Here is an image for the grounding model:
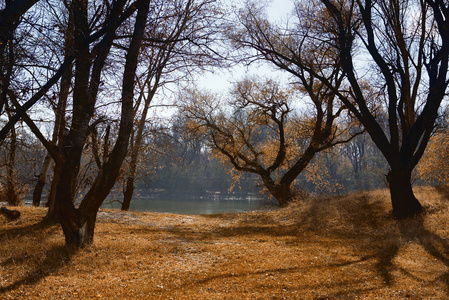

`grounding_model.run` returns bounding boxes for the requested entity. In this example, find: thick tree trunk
[386,169,423,219]
[272,185,293,207]
[57,199,89,247]
[261,176,293,207]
